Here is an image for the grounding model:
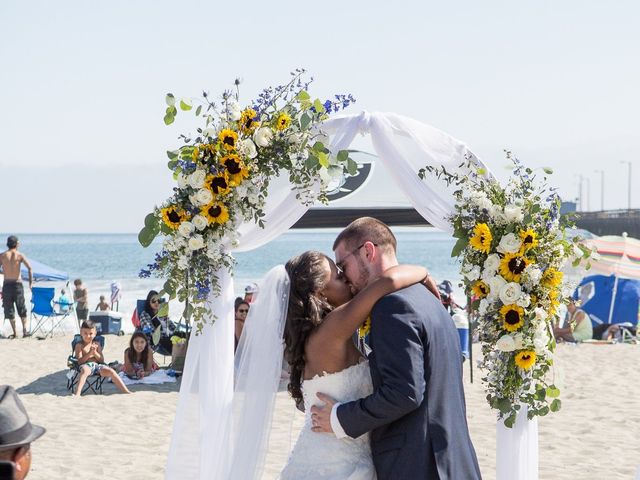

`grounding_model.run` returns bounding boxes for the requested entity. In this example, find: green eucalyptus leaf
[195,105,202,116]
[180,98,193,111]
[165,93,175,106]
[543,167,554,174]
[318,152,330,168]
[158,302,169,317]
[550,399,562,412]
[546,386,561,398]
[144,213,158,229]
[313,98,325,114]
[300,113,311,130]
[503,413,516,428]
[138,226,157,248]
[305,154,319,170]
[297,90,310,101]
[337,150,349,162]
[346,158,358,175]
[451,237,469,258]
[166,150,179,160]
